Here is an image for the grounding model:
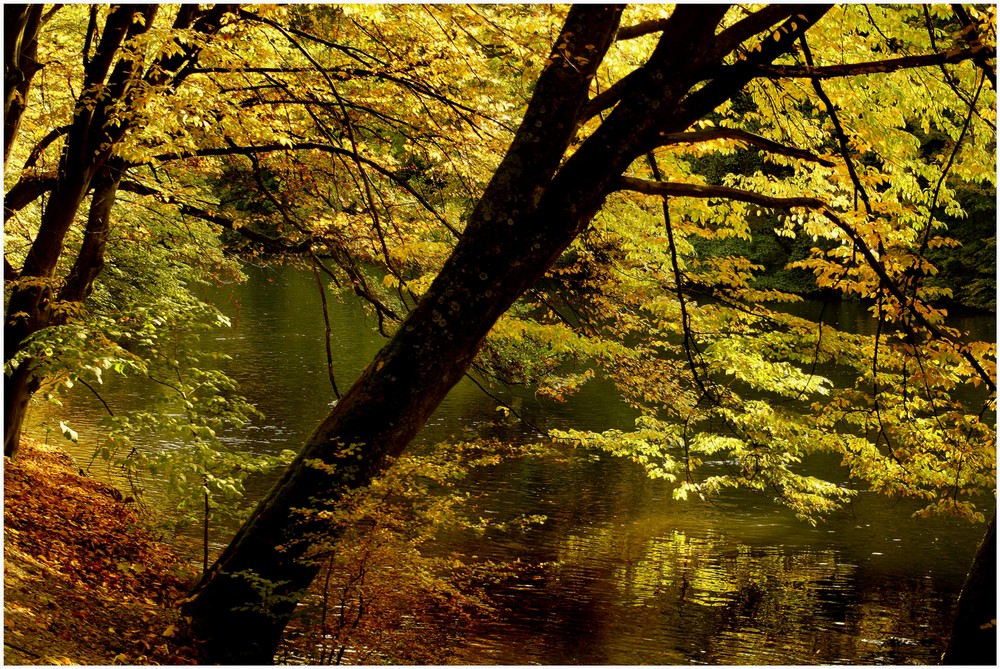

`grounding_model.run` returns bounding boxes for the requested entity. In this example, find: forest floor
[4,437,200,665]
